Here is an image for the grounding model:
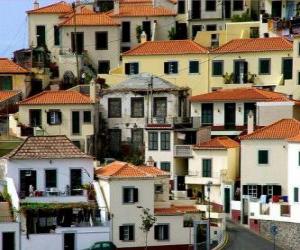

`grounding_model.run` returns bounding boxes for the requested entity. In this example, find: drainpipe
[207,52,211,92]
